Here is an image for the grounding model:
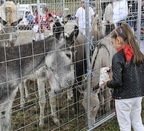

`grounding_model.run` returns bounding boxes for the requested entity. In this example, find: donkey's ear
[2,20,7,26]
[11,18,22,26]
[67,25,79,42]
[0,17,7,26]
[74,25,79,38]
